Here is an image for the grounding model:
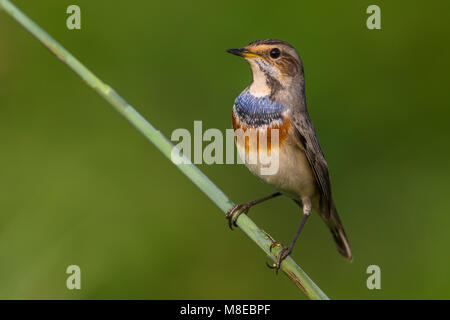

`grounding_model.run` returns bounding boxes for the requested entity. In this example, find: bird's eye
[270,48,281,59]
